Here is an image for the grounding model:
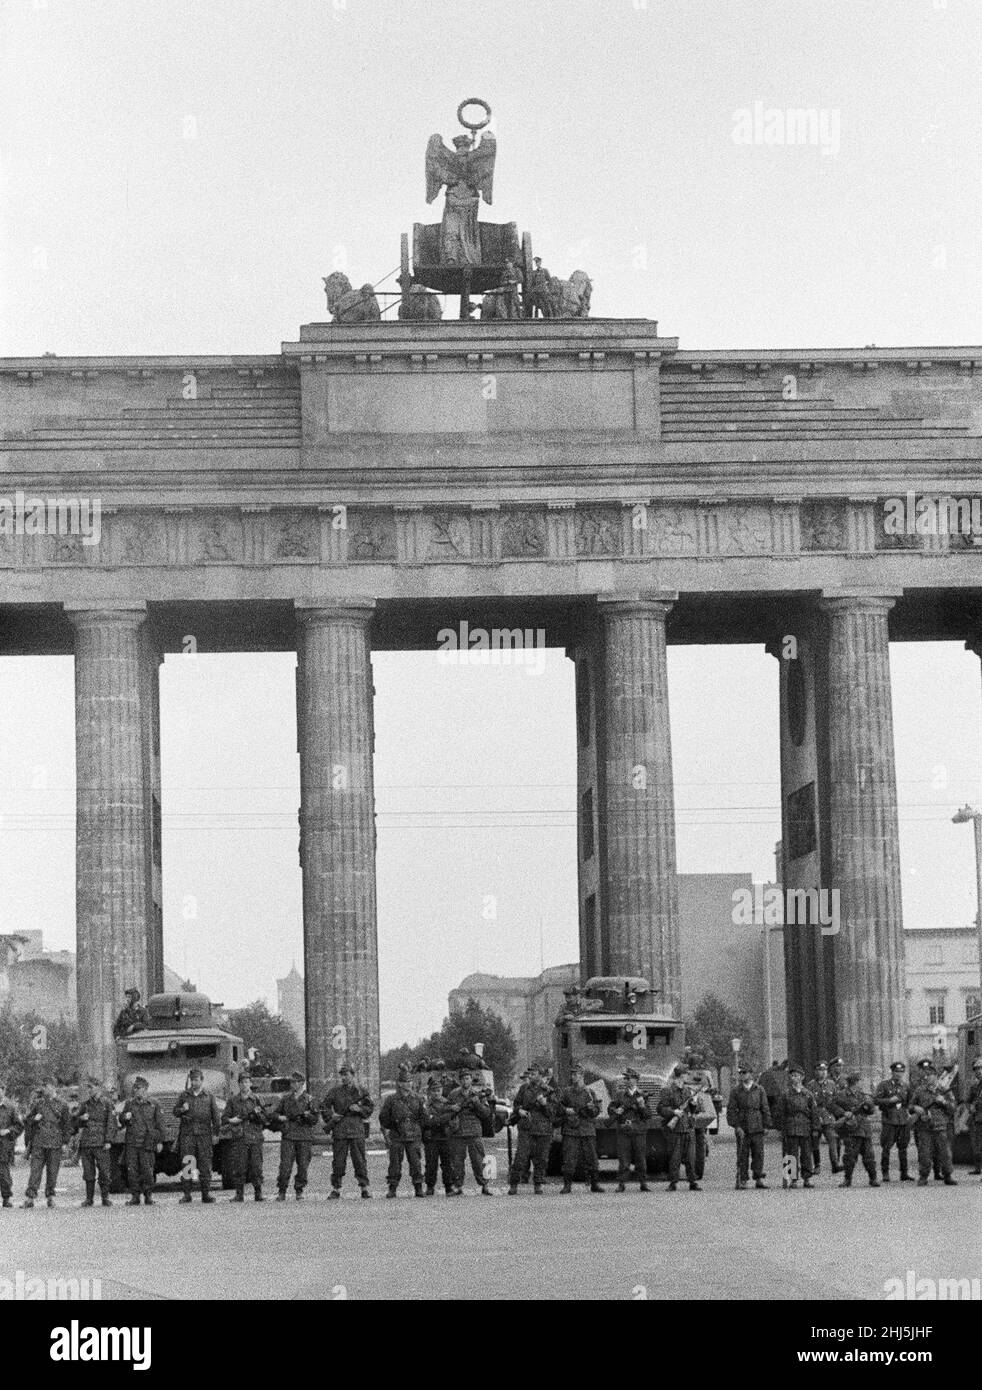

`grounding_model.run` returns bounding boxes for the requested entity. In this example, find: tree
[421,999,517,1090]
[379,1043,415,1083]
[225,1001,305,1077]
[683,993,757,1078]
[0,1007,81,1099]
